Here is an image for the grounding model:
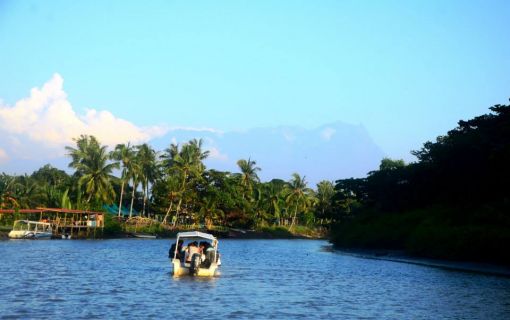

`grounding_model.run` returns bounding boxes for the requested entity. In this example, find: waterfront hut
[0,208,105,239]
